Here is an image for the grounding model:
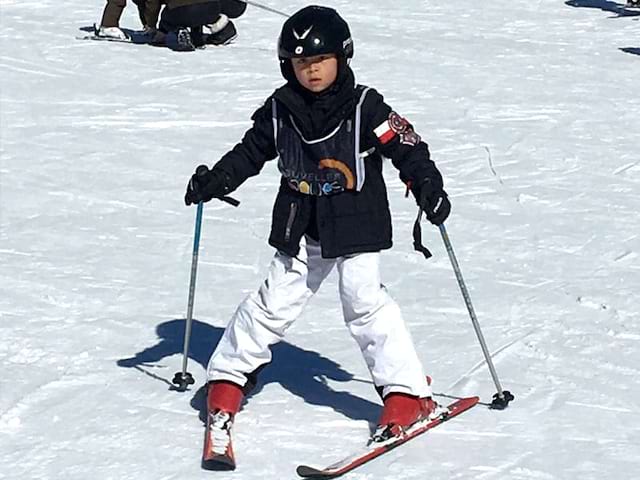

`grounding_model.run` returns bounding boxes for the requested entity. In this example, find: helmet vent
[293,26,313,40]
